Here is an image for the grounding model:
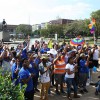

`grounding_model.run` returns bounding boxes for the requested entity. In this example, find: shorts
[54,74,64,84]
